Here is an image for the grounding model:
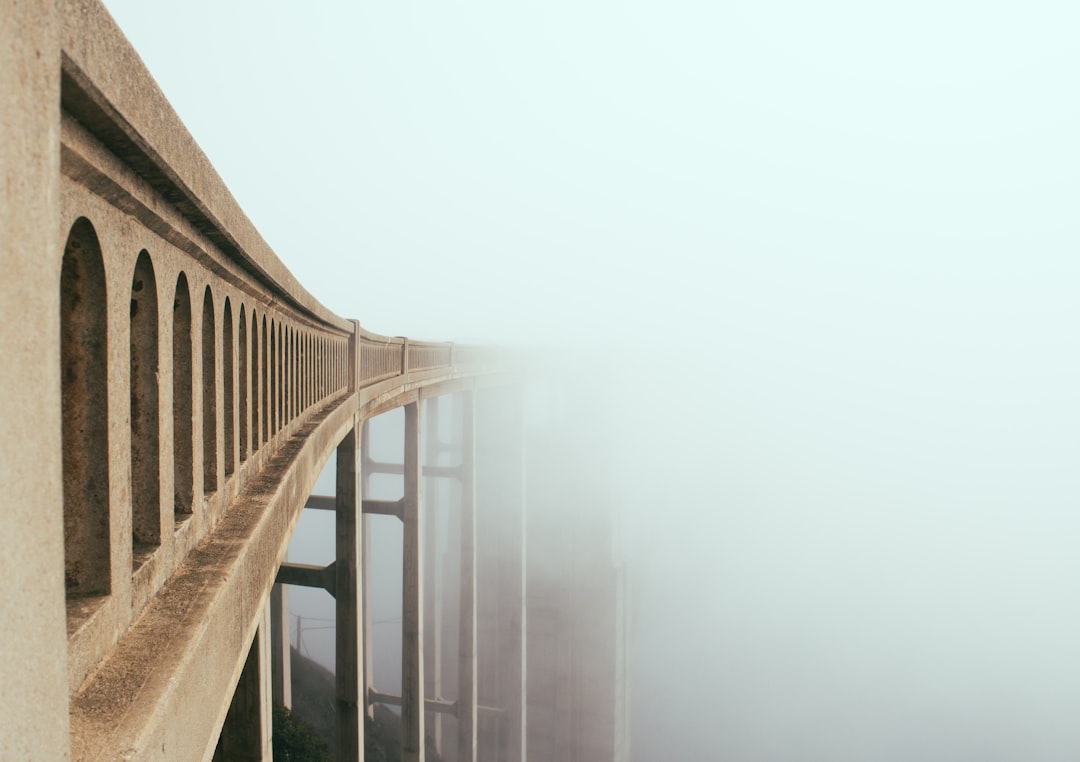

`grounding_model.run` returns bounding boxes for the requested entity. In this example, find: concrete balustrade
[1,1,630,760]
